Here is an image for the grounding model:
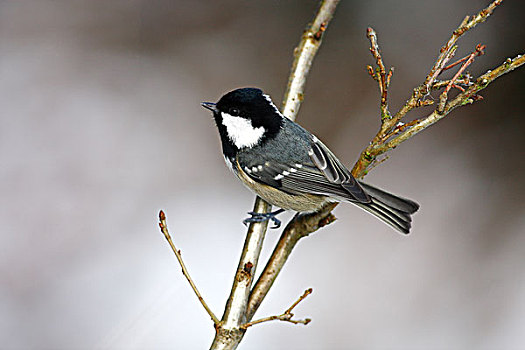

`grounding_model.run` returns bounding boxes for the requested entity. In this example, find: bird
[202,87,419,234]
